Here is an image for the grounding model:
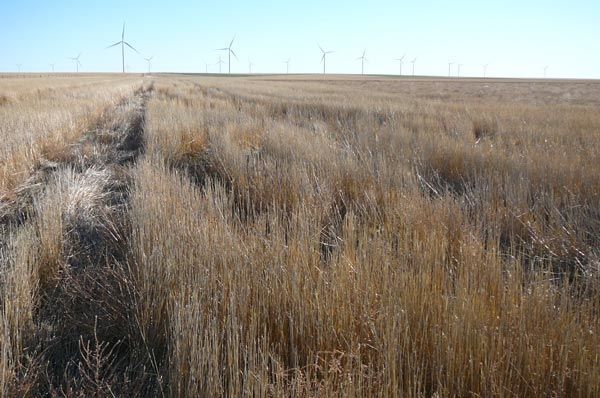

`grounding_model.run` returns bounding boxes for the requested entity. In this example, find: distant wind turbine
[106,22,139,73]
[144,56,153,74]
[319,45,334,75]
[248,59,254,74]
[543,65,549,78]
[411,57,417,76]
[356,49,367,75]
[69,53,82,73]
[483,64,488,78]
[458,64,463,78]
[216,56,225,74]
[50,63,55,73]
[283,58,290,74]
[216,36,237,74]
[448,61,453,77]
[16,64,22,73]
[394,55,405,75]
